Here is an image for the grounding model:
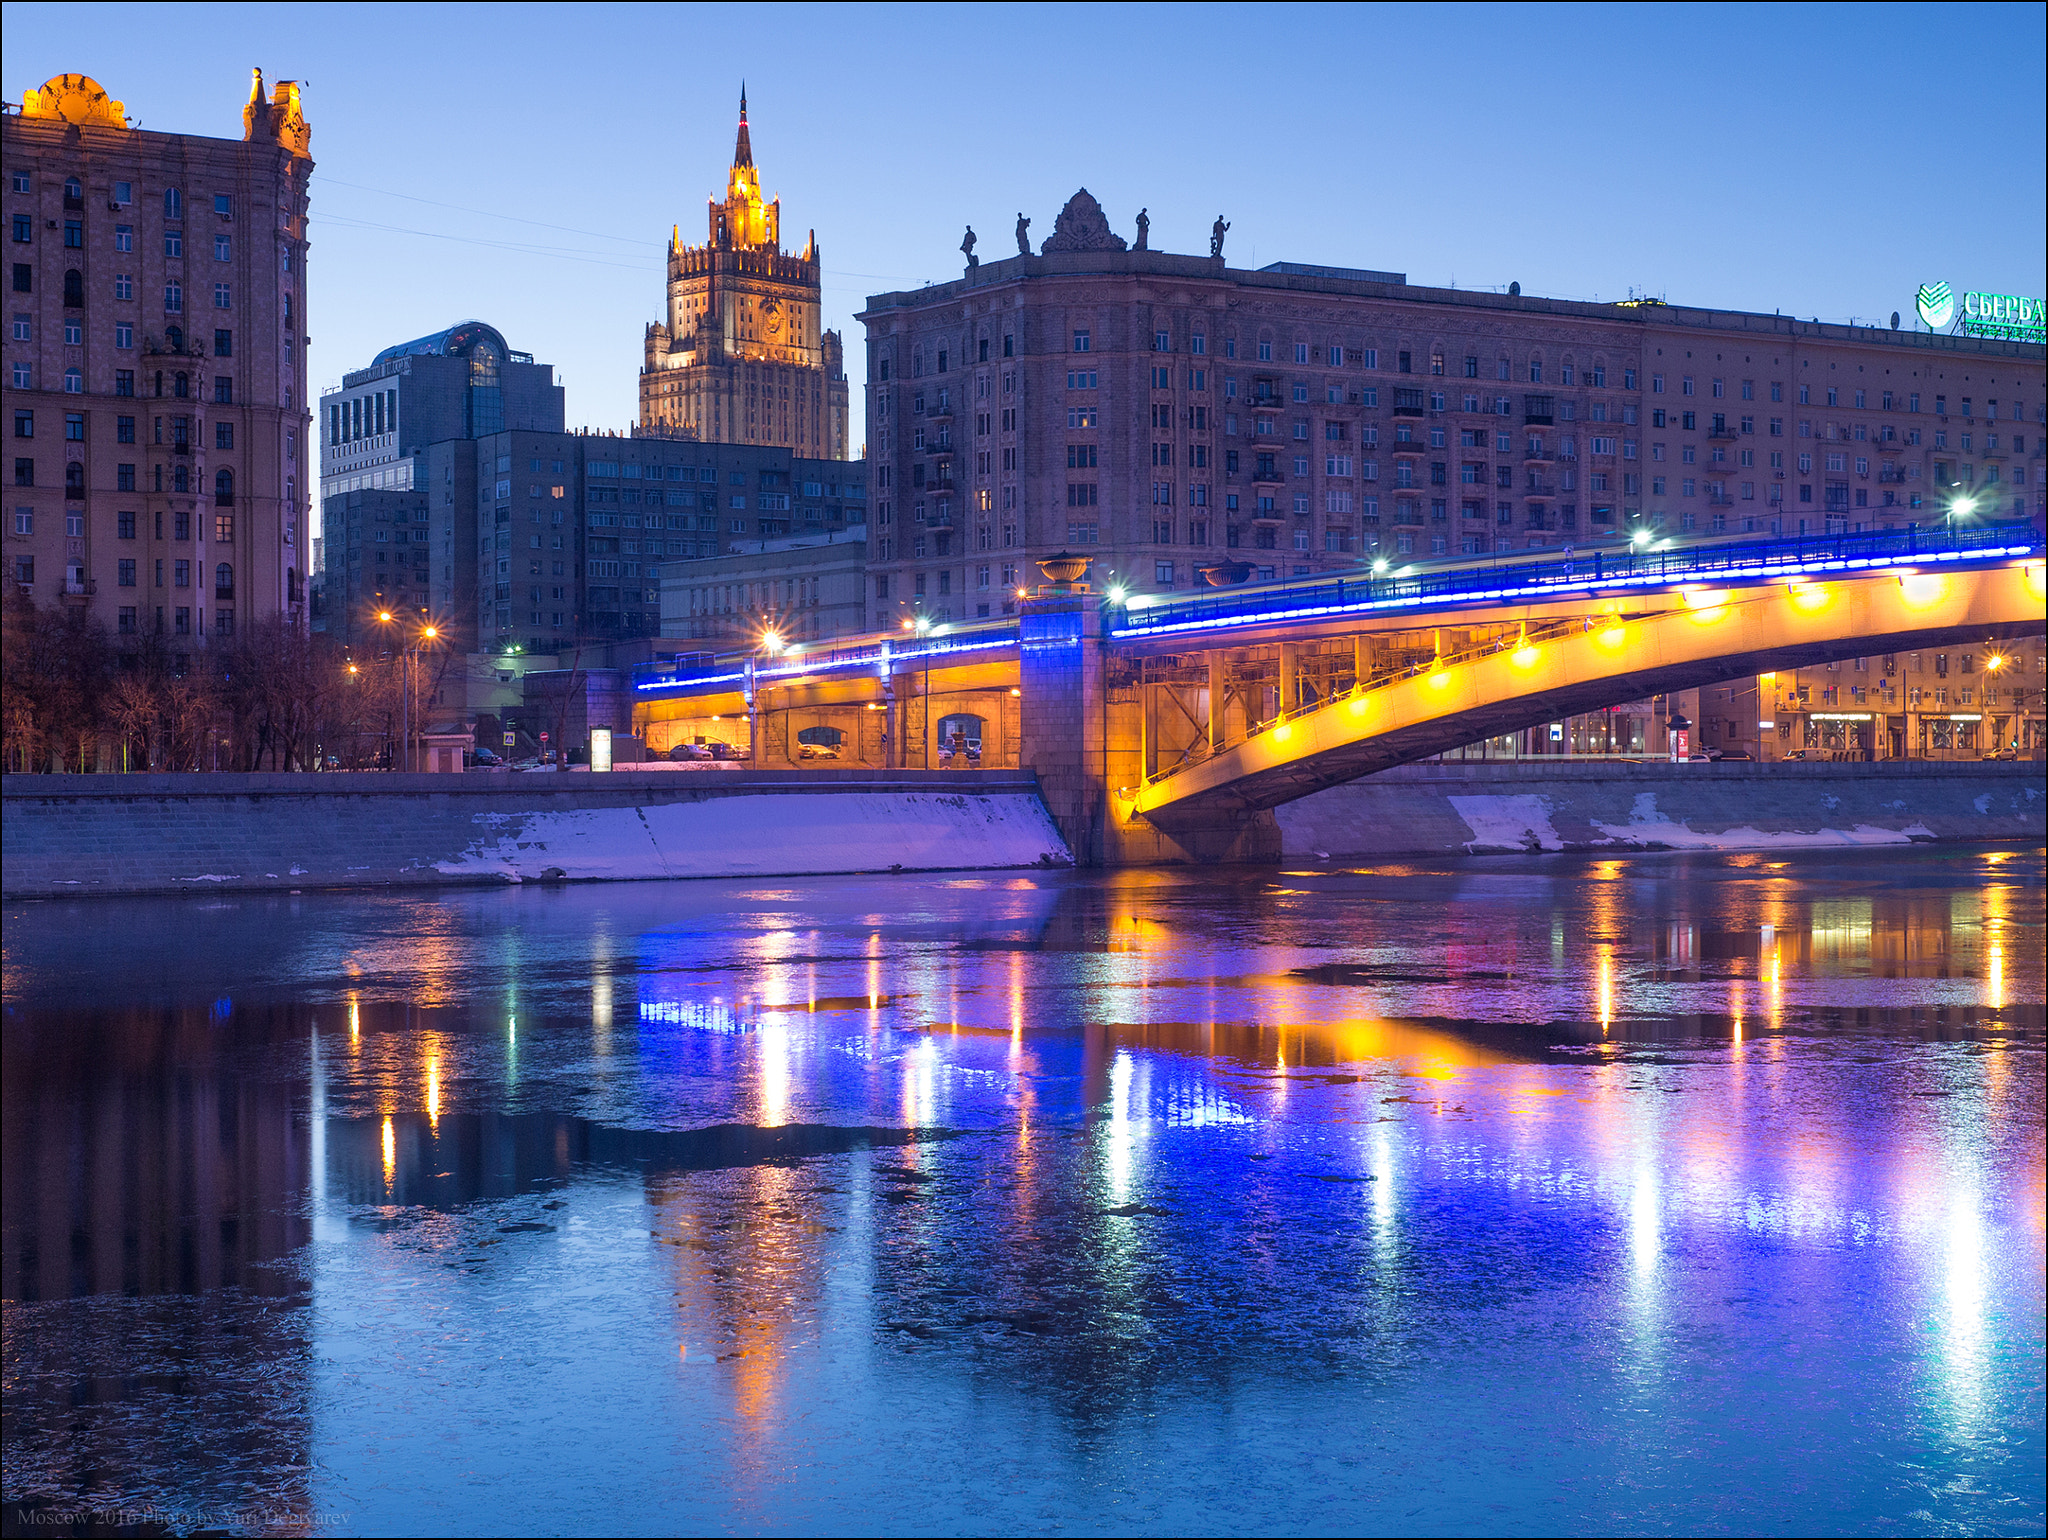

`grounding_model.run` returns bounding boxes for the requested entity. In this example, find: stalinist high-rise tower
[639,91,850,459]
